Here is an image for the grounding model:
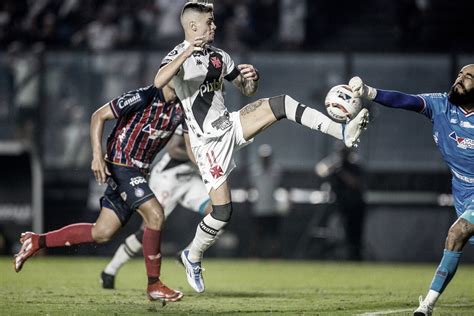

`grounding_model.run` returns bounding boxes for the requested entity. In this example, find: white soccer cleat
[413,296,433,316]
[180,250,205,293]
[343,108,369,148]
